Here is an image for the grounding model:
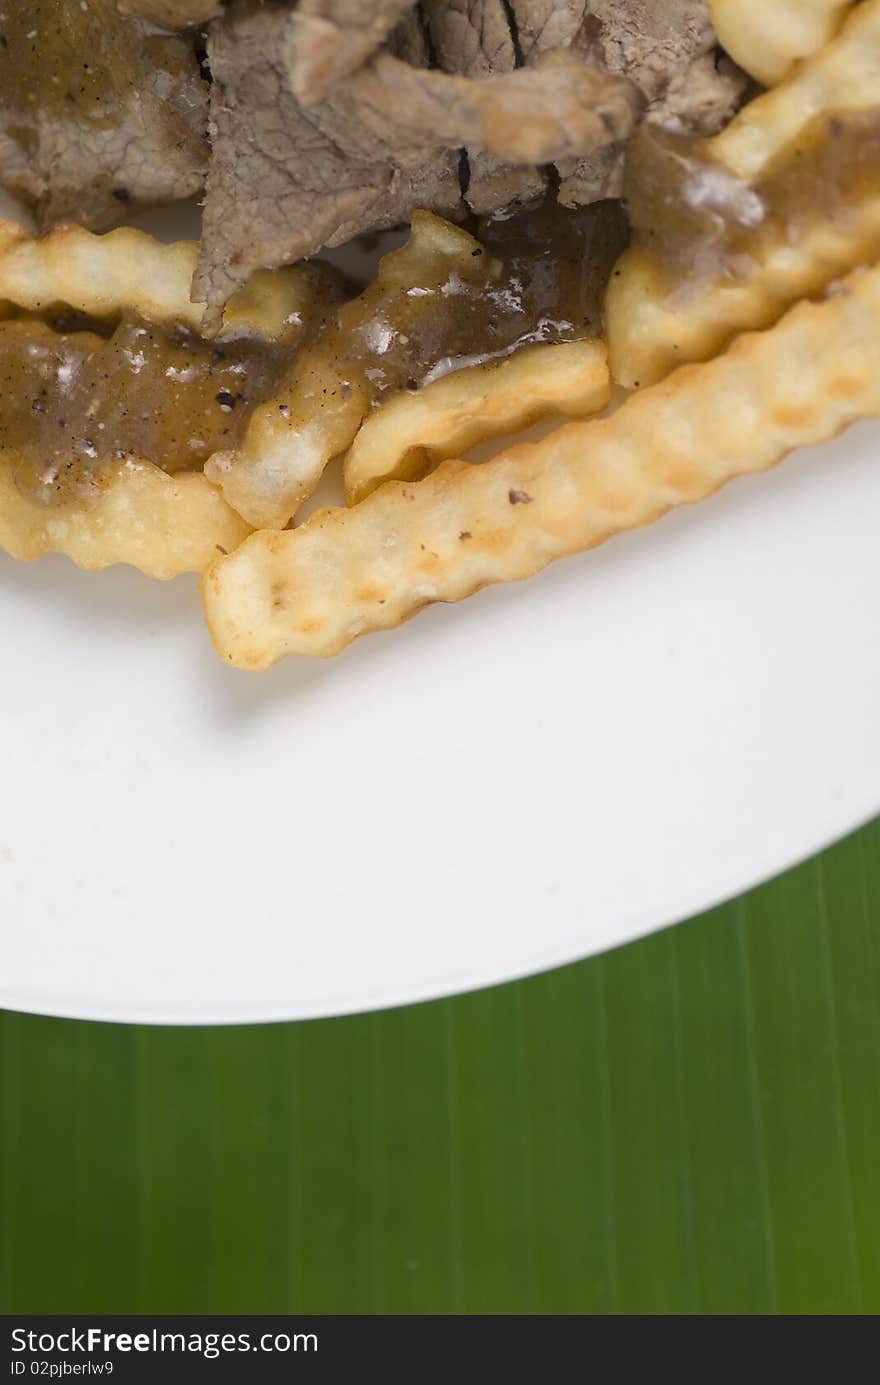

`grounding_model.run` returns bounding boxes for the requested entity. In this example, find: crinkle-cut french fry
[712,0,880,181]
[710,0,854,88]
[0,219,335,580]
[205,212,498,531]
[606,0,880,389]
[0,460,251,579]
[0,221,336,342]
[202,261,880,667]
[608,206,880,392]
[343,341,609,506]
